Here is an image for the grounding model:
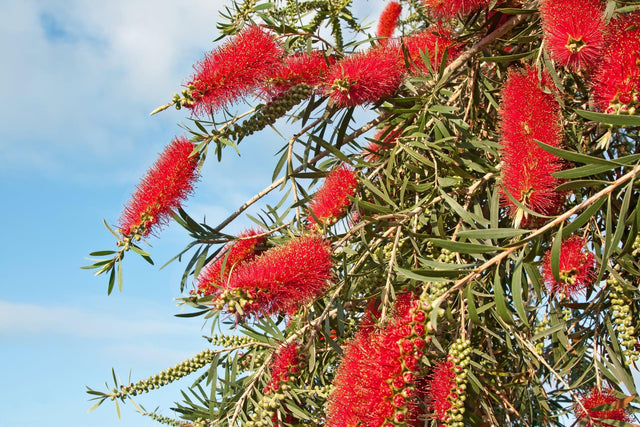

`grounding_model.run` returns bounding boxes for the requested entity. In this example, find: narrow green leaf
[87,400,104,413]
[575,109,640,127]
[466,285,480,324]
[89,250,117,256]
[107,267,116,295]
[550,222,564,286]
[535,140,618,166]
[116,259,123,293]
[563,195,606,237]
[493,268,514,325]
[456,228,529,239]
[511,248,529,328]
[429,238,502,254]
